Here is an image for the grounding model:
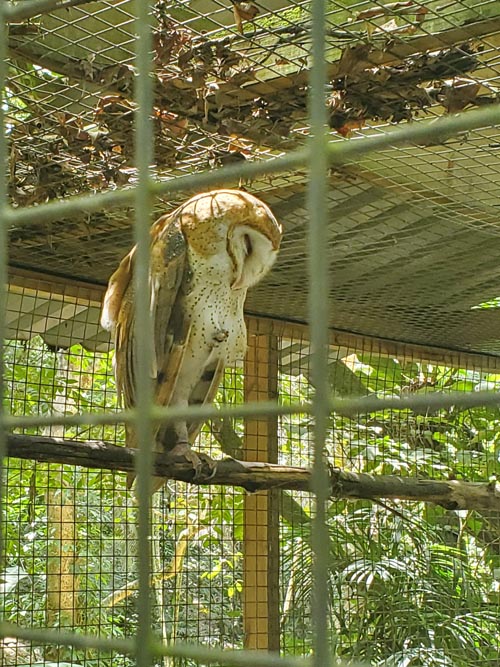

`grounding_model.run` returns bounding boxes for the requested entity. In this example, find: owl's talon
[165,443,216,482]
[197,452,217,481]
